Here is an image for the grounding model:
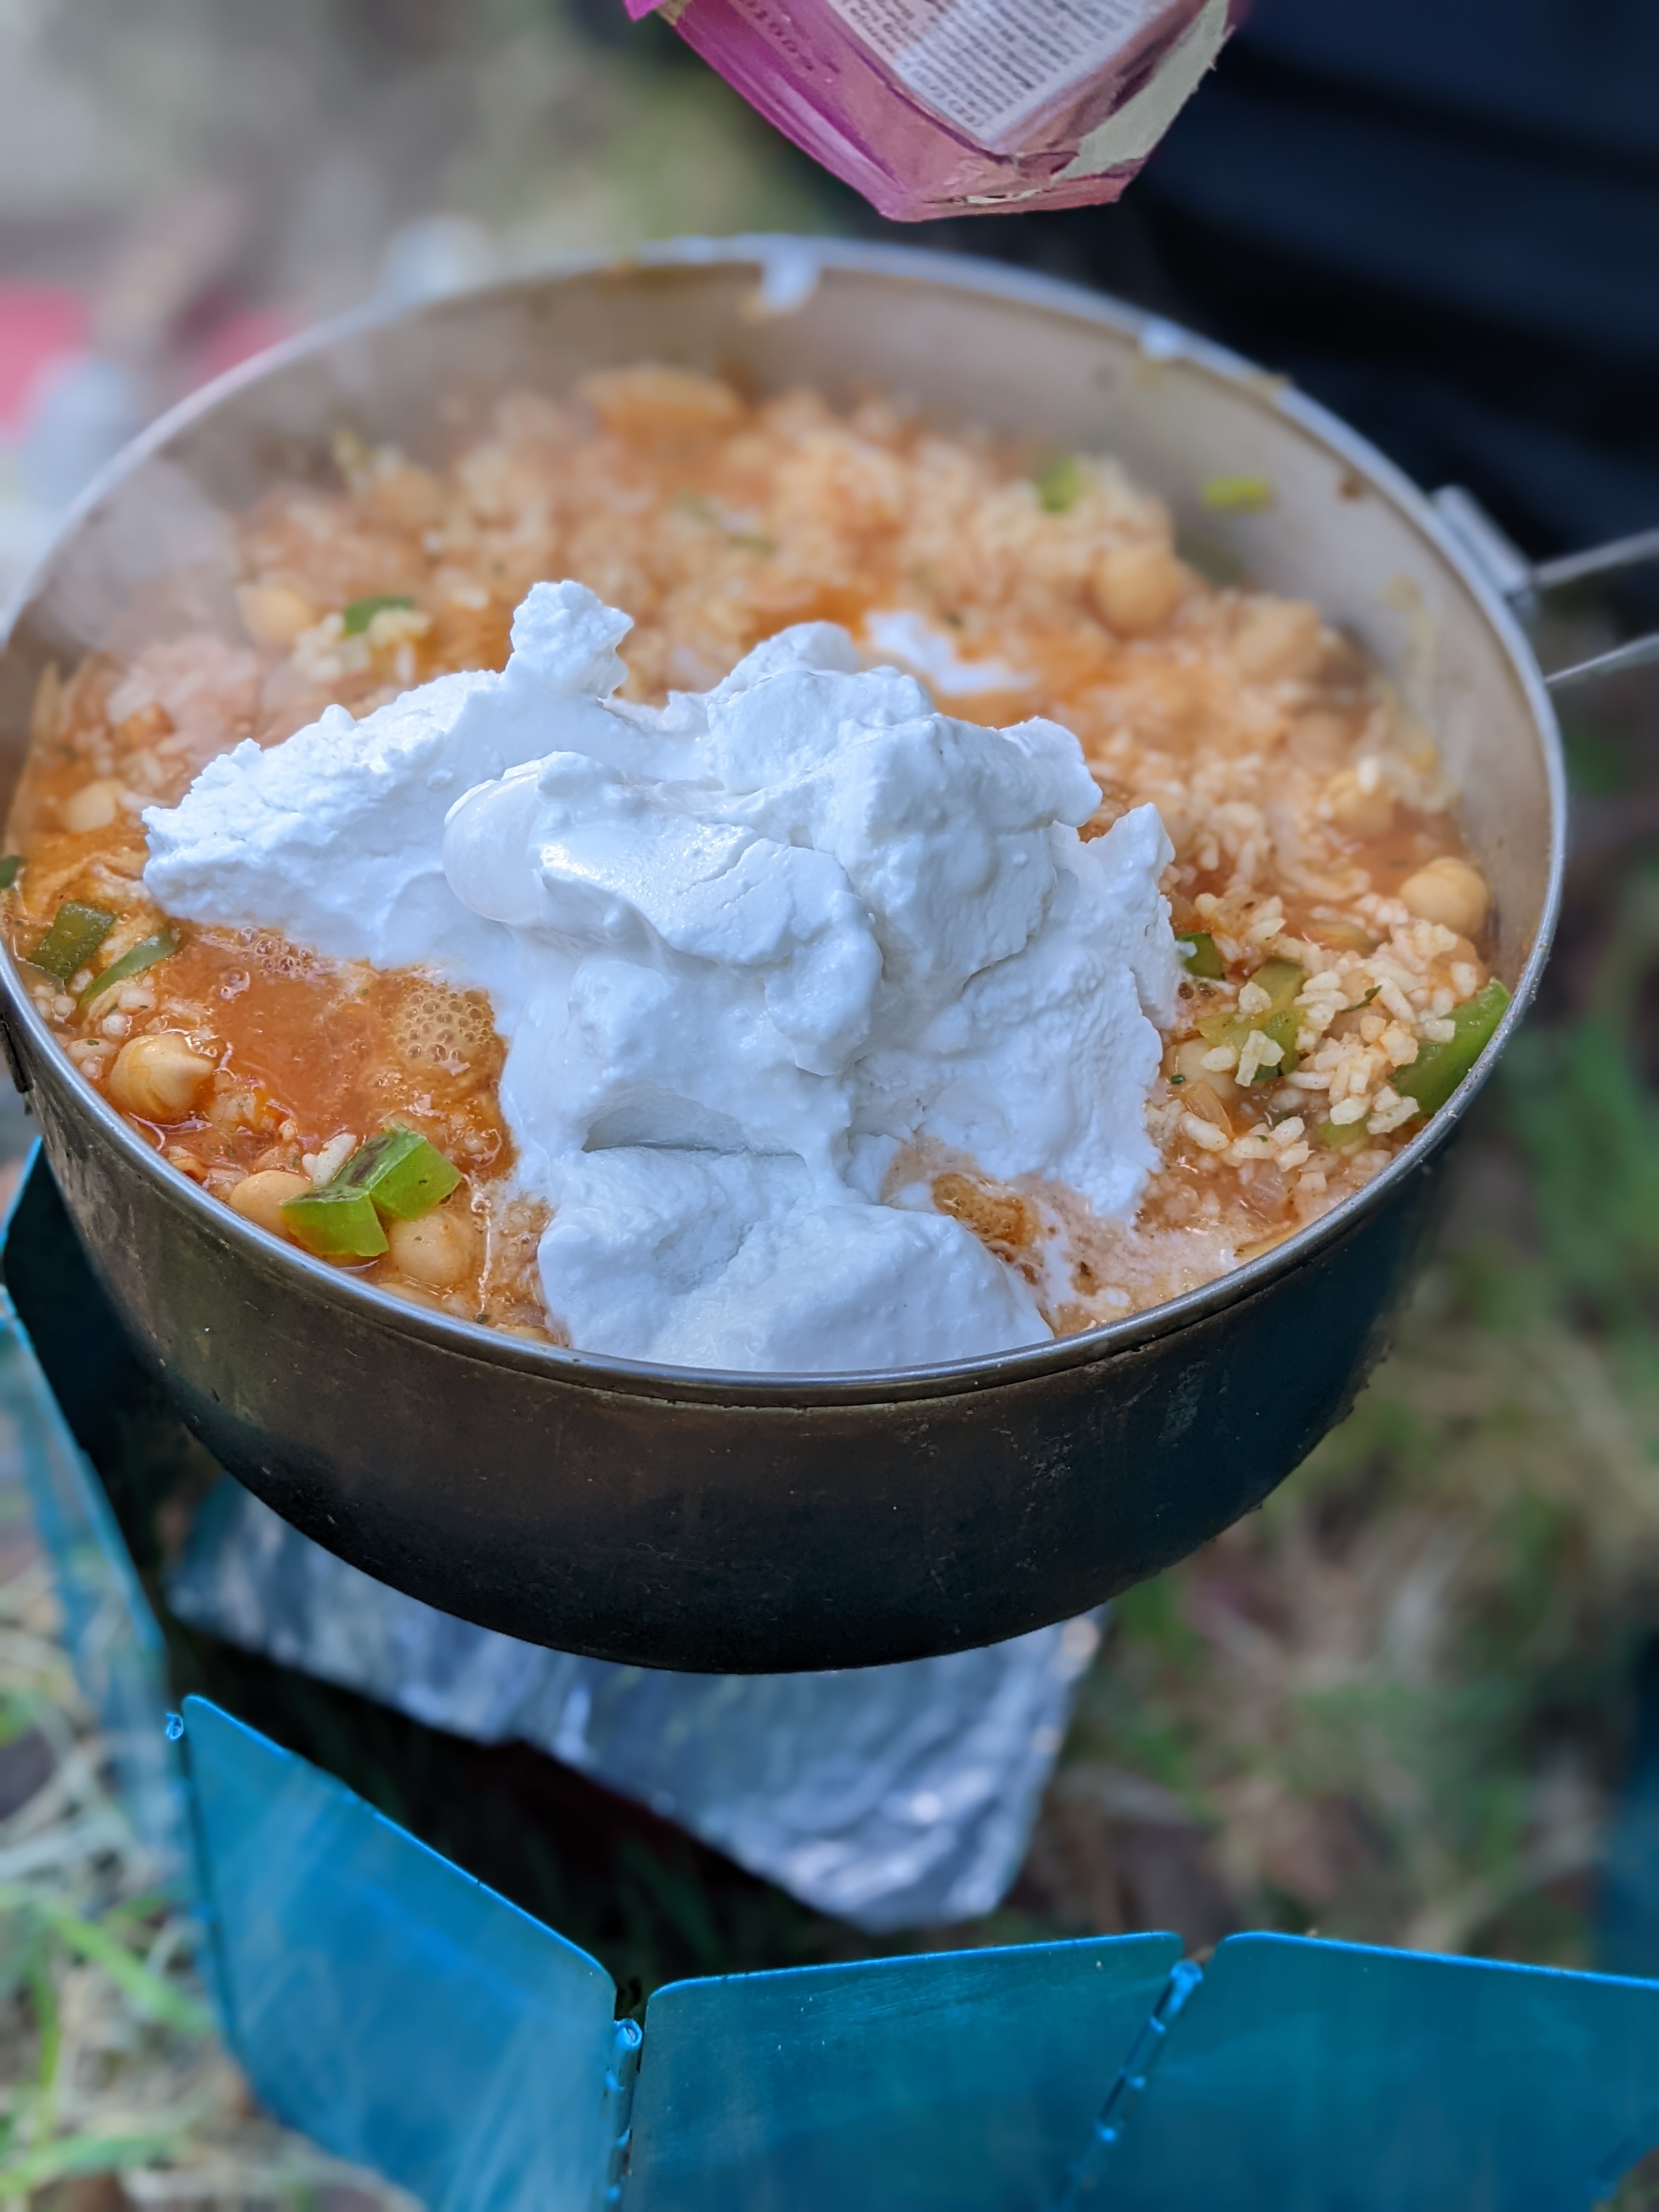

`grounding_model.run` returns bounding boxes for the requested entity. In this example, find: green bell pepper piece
[78,929,178,1011]
[1197,958,1306,1081]
[1176,929,1225,980]
[0,856,21,890]
[1035,455,1085,514]
[330,1126,460,1221]
[341,593,414,636]
[1200,473,1274,513]
[1318,1116,1371,1151]
[1396,979,1510,1117]
[1257,1007,1301,1072]
[281,1187,388,1260]
[1249,958,1305,1009]
[29,902,114,984]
